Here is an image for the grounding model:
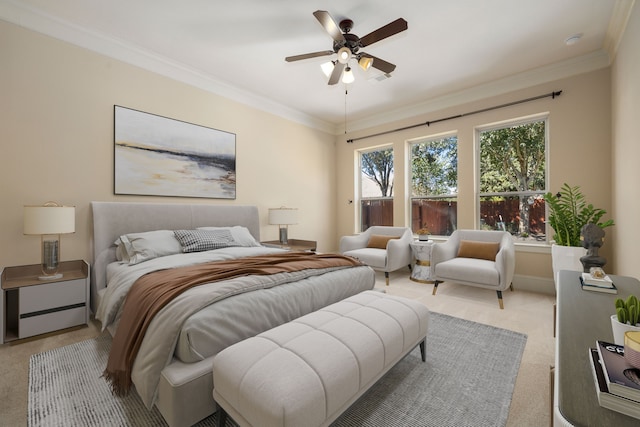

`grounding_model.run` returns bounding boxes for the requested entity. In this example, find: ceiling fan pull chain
[344,88,348,134]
